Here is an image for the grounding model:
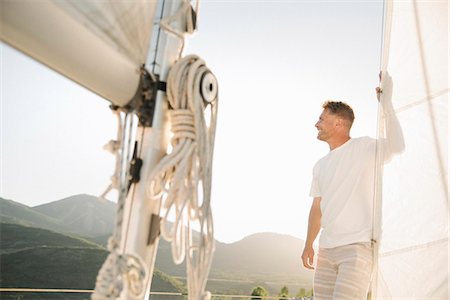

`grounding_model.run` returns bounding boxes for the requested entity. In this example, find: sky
[1,0,384,244]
